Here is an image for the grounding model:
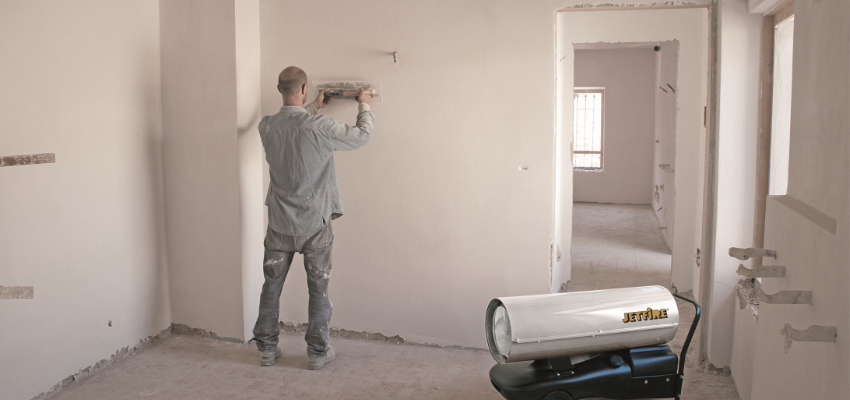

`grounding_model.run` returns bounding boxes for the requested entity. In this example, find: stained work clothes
[260,102,374,236]
[254,101,373,356]
[253,222,334,357]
